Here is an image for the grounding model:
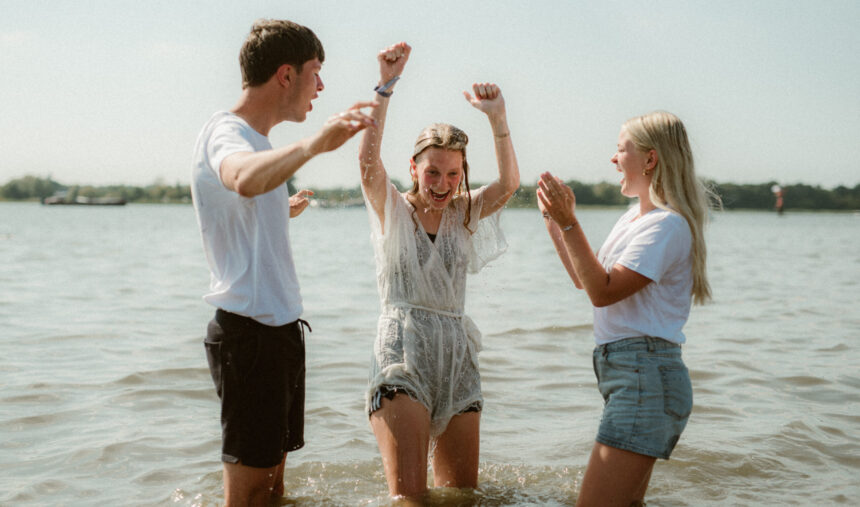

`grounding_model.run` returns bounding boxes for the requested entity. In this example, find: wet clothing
[205,310,309,467]
[362,179,506,437]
